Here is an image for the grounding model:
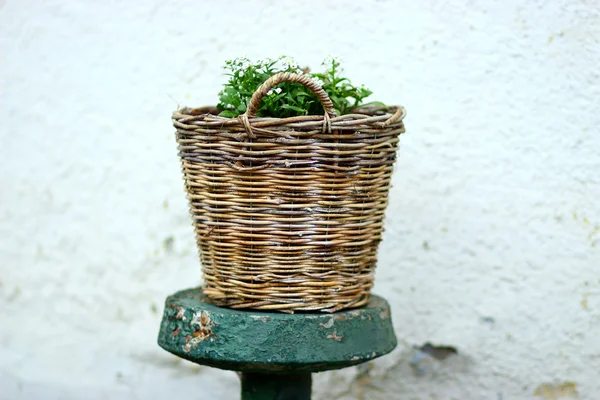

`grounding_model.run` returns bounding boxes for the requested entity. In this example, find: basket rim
[174,104,404,119]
